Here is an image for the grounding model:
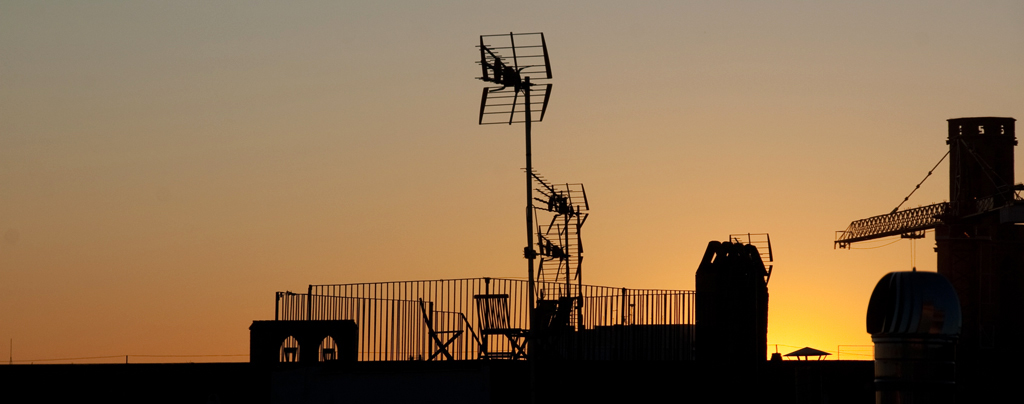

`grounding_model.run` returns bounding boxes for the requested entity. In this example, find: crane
[834,117,1024,400]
